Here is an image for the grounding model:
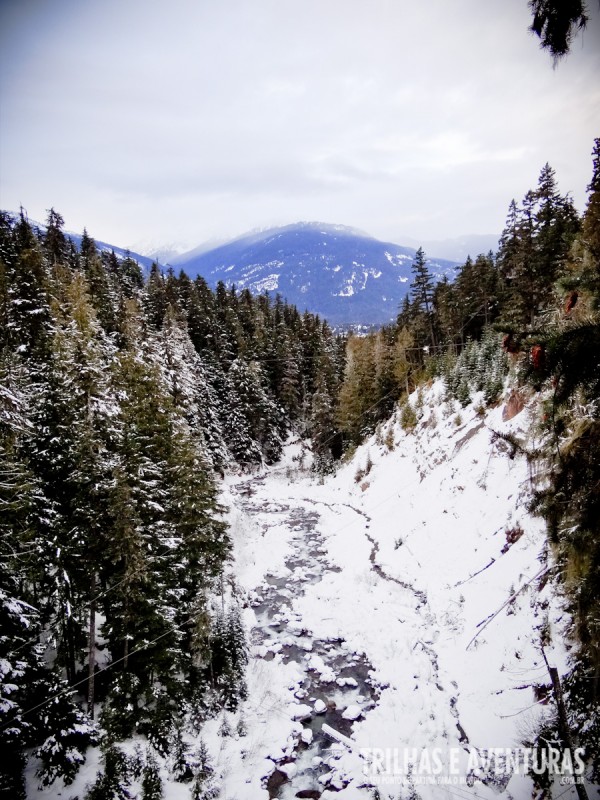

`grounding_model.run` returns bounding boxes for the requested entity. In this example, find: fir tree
[144,263,167,328]
[410,247,437,349]
[141,749,164,800]
[191,740,219,800]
